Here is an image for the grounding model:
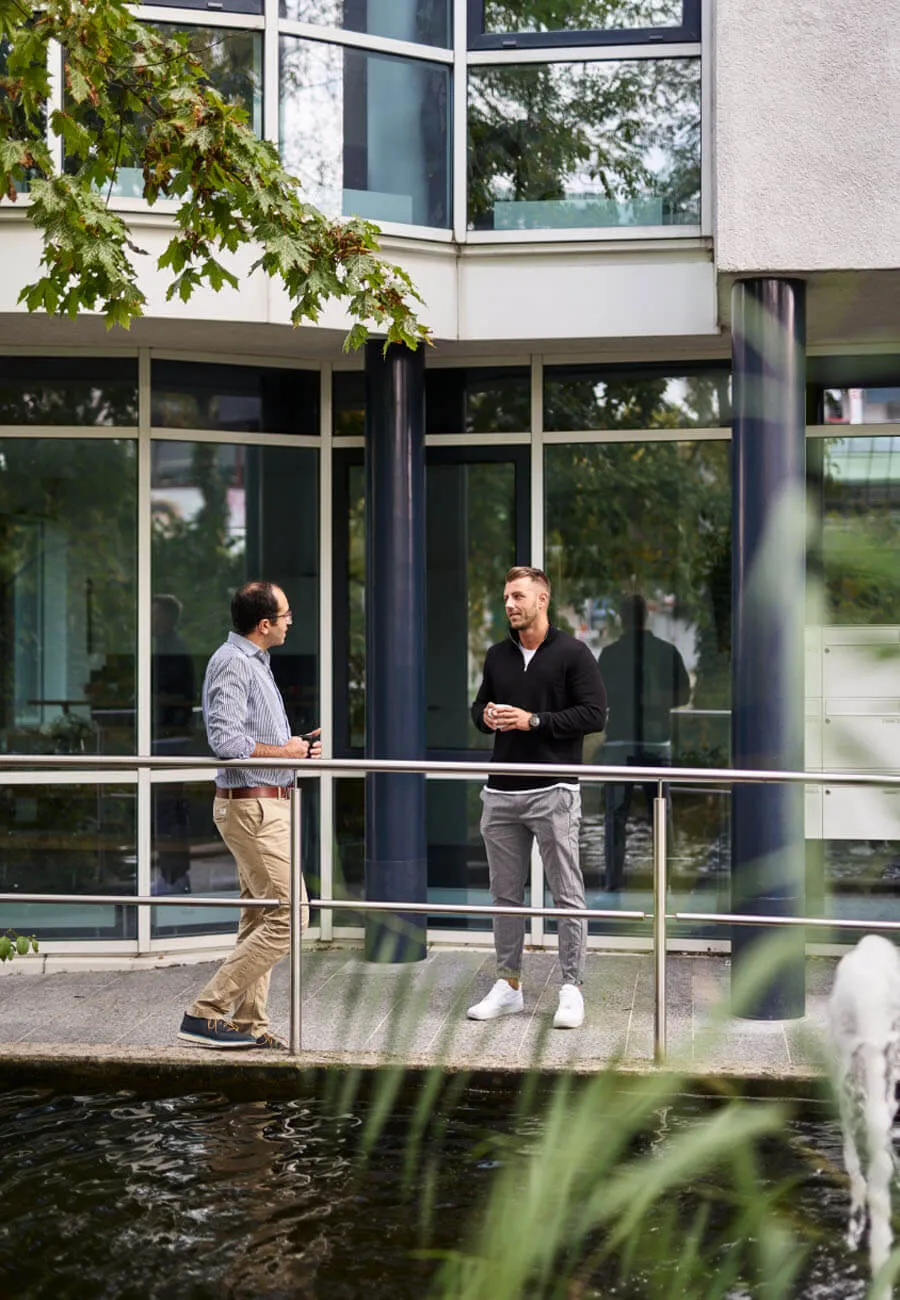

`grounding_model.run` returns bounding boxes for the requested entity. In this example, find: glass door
[332,444,529,930]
